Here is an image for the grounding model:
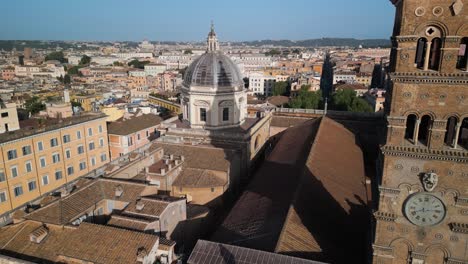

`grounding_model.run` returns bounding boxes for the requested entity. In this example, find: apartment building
[248,73,276,96]
[0,102,20,134]
[0,113,109,216]
[107,113,163,160]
